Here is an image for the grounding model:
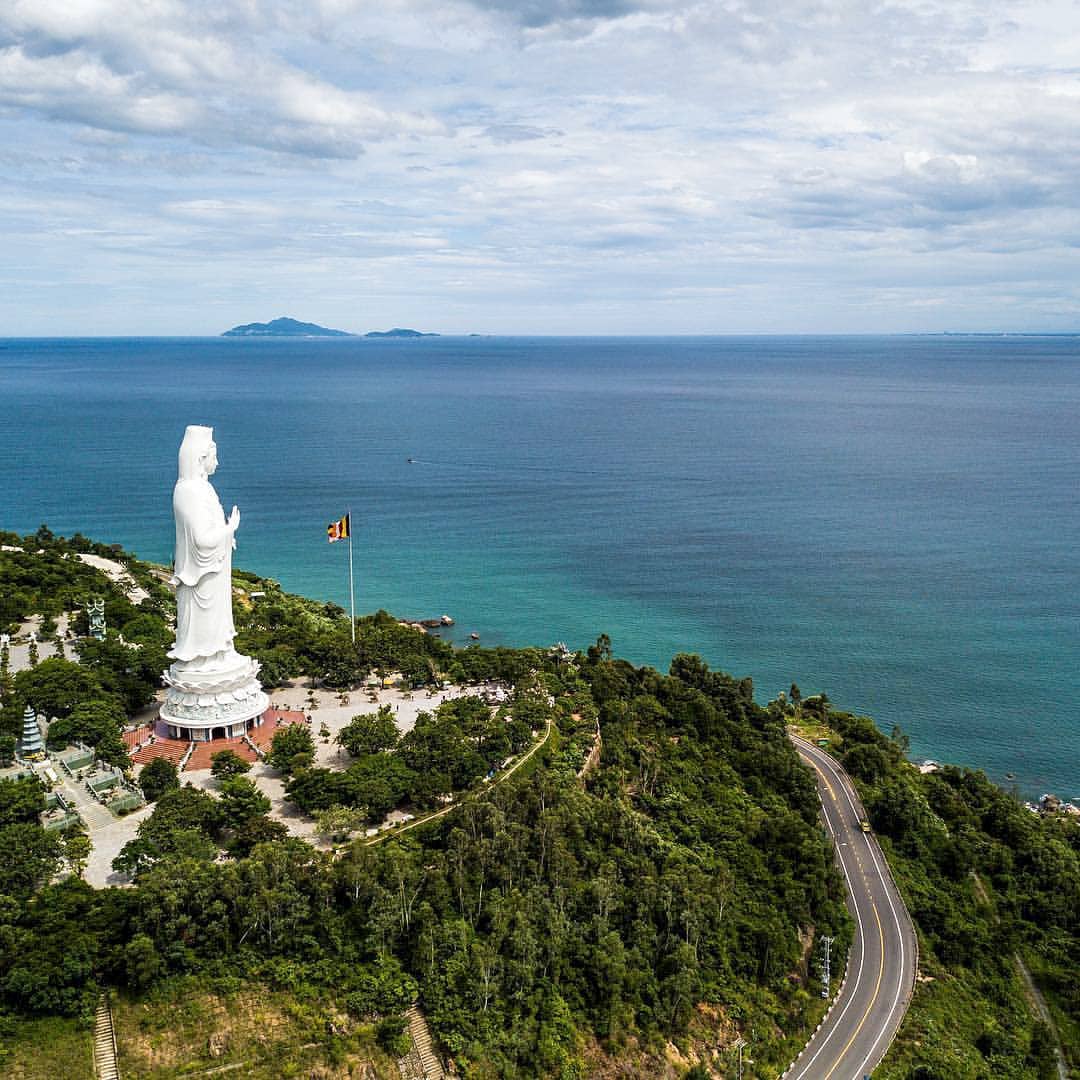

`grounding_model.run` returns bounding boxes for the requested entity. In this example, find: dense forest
[1,528,1079,1078]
